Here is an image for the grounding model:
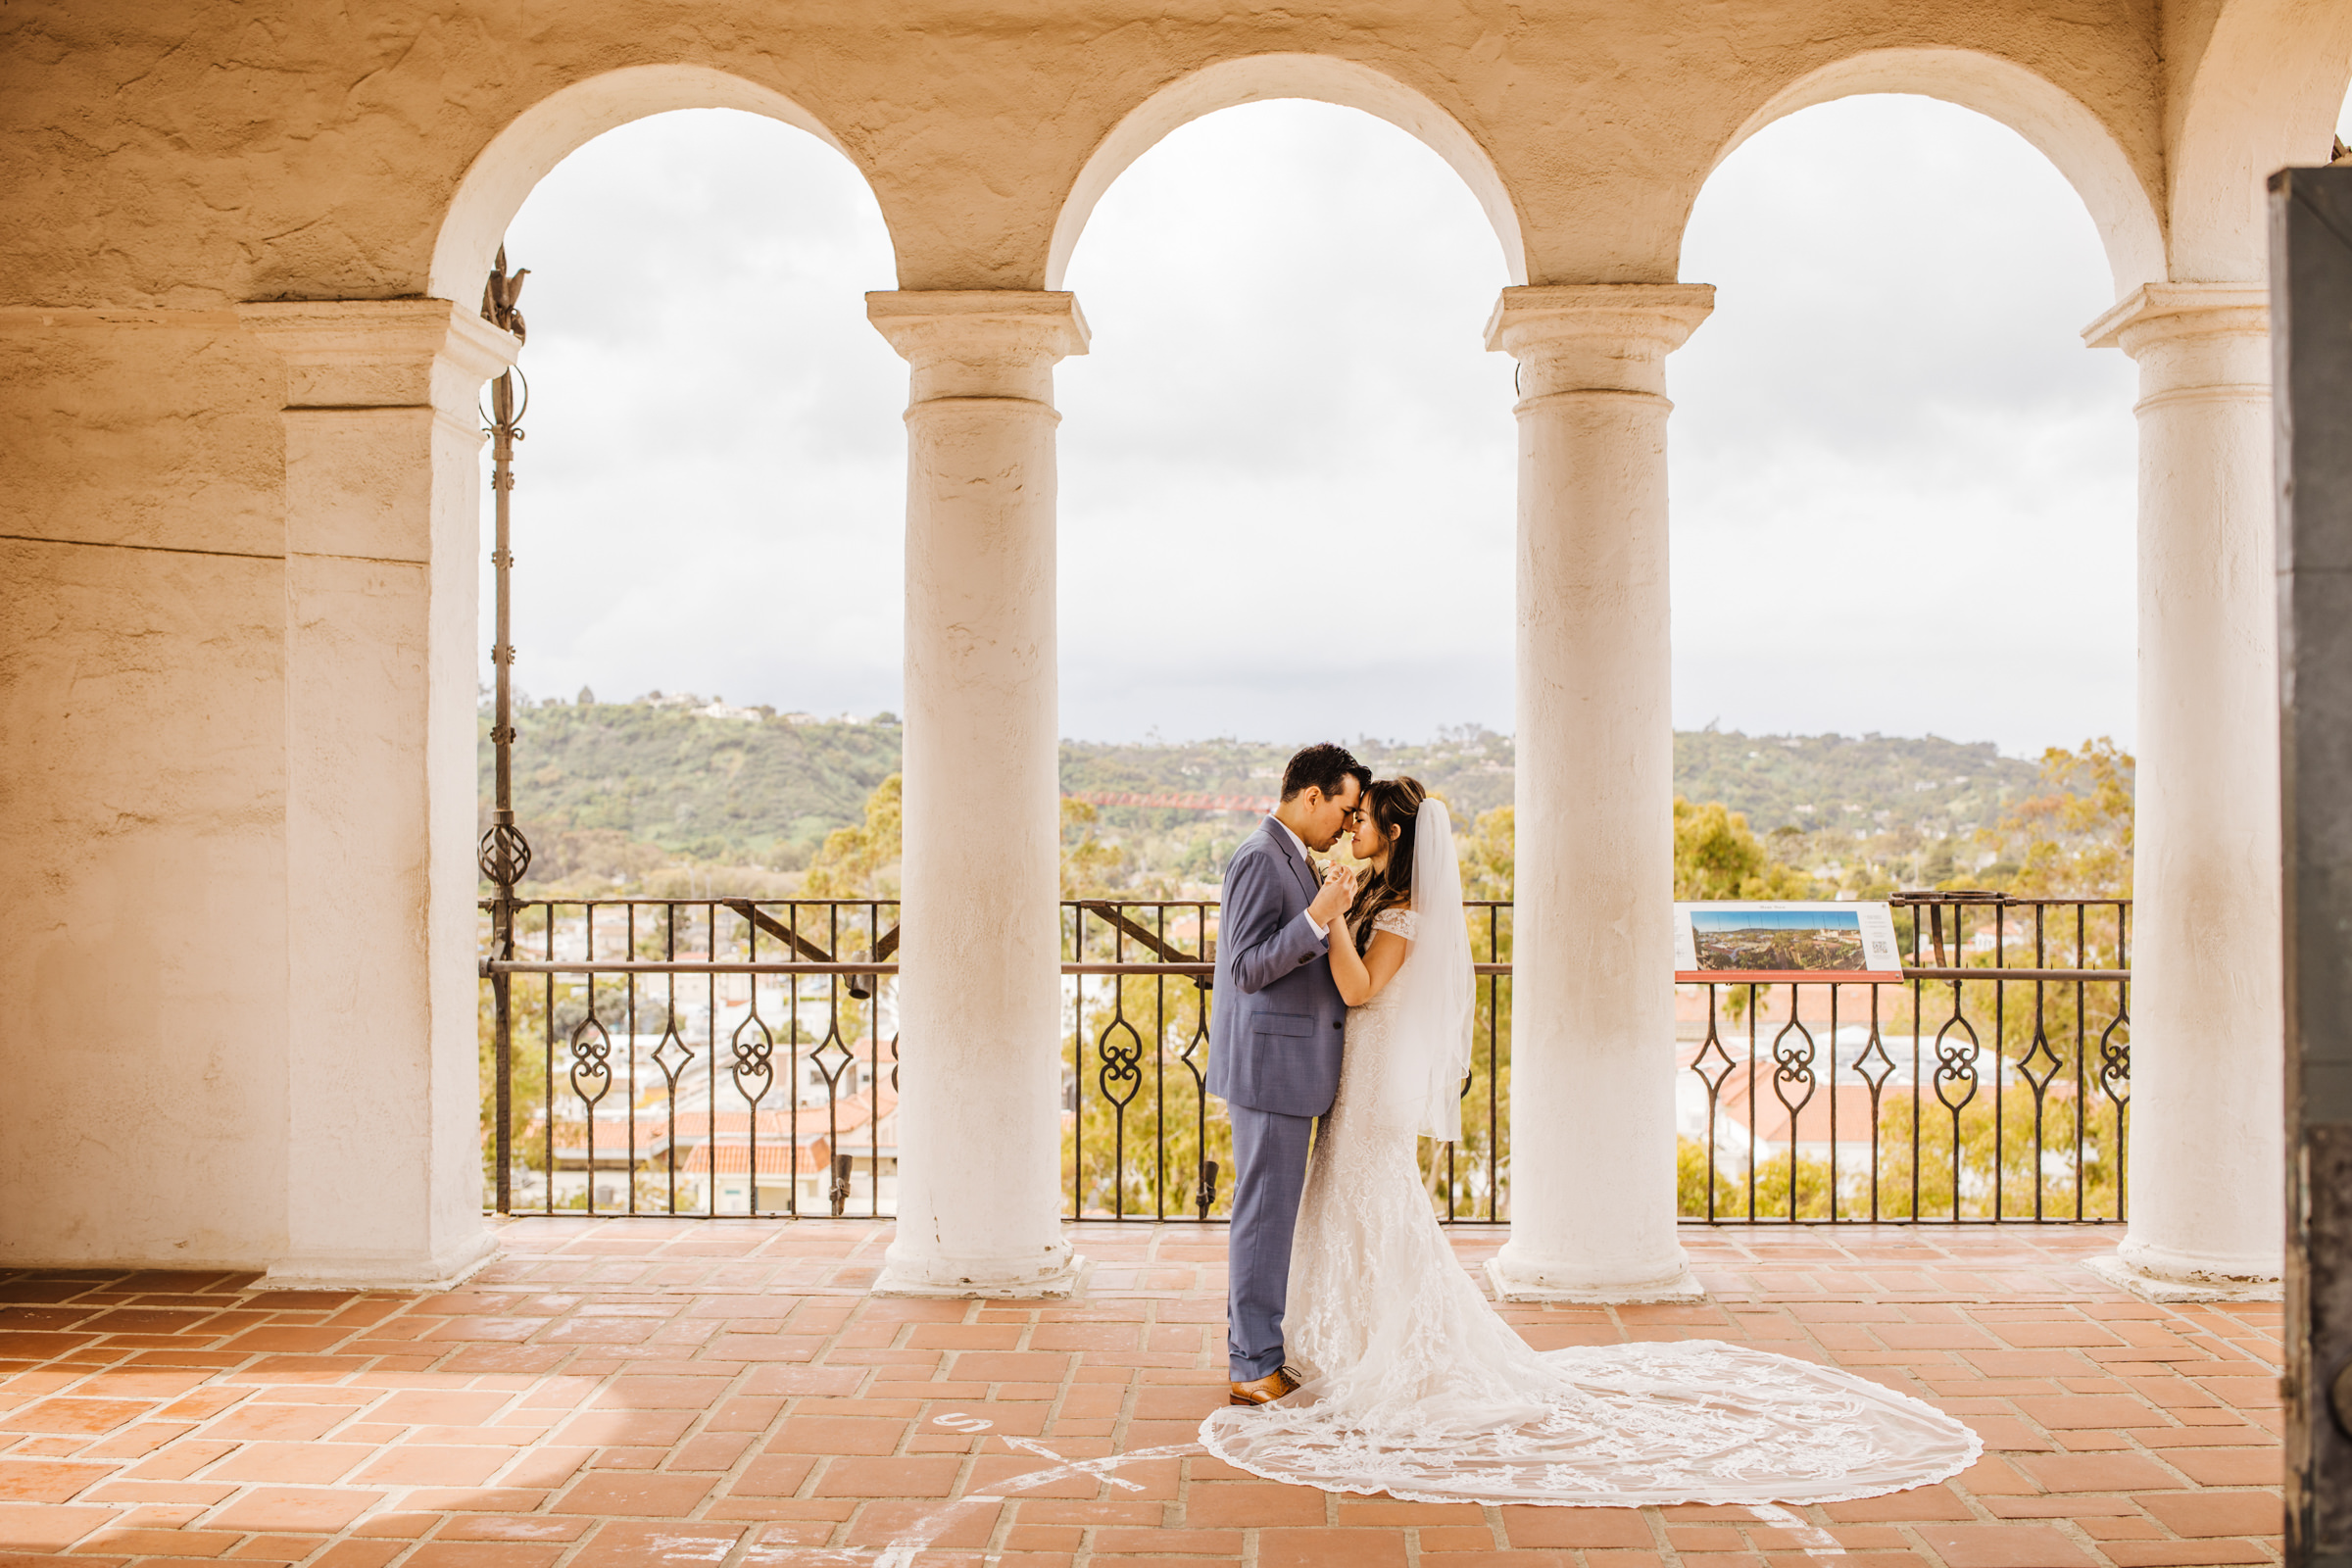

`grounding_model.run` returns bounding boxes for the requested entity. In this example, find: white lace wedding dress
[1200,906,1982,1508]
